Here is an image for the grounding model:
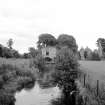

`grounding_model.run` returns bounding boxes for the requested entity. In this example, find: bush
[52,47,79,105]
[0,90,16,105]
[32,55,48,73]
